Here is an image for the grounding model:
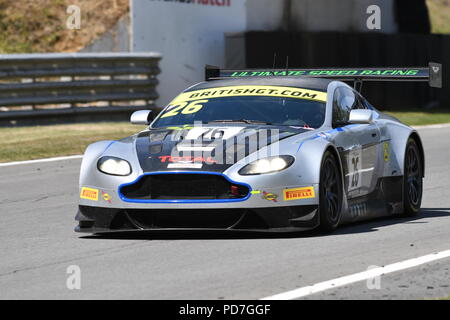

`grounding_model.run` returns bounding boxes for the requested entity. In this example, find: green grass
[1,111,450,163]
[426,0,450,34]
[0,122,144,163]
[384,109,450,126]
